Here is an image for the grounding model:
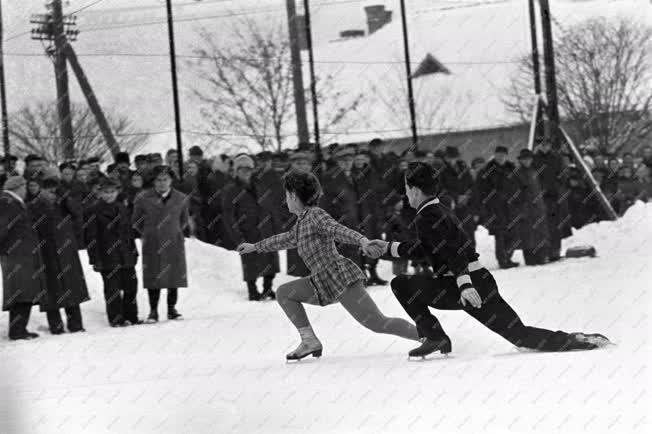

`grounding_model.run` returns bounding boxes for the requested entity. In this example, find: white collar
[159,189,171,199]
[3,190,25,206]
[416,197,440,214]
